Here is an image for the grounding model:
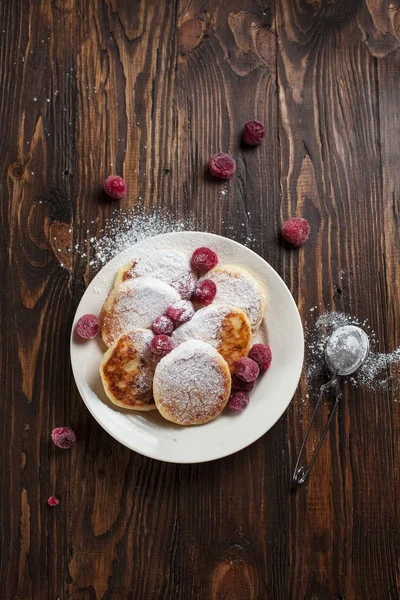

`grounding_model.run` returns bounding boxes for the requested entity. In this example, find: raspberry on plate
[104,175,127,200]
[152,315,174,336]
[151,334,174,355]
[208,153,236,179]
[228,391,250,412]
[173,272,197,299]
[51,427,76,449]
[167,300,195,324]
[231,375,255,392]
[248,344,272,372]
[191,247,218,272]
[243,120,265,145]
[192,280,217,305]
[235,357,260,382]
[75,314,100,339]
[281,217,310,247]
